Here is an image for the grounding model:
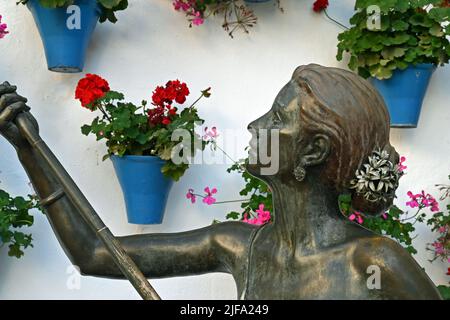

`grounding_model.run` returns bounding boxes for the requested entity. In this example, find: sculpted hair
[292,64,398,214]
